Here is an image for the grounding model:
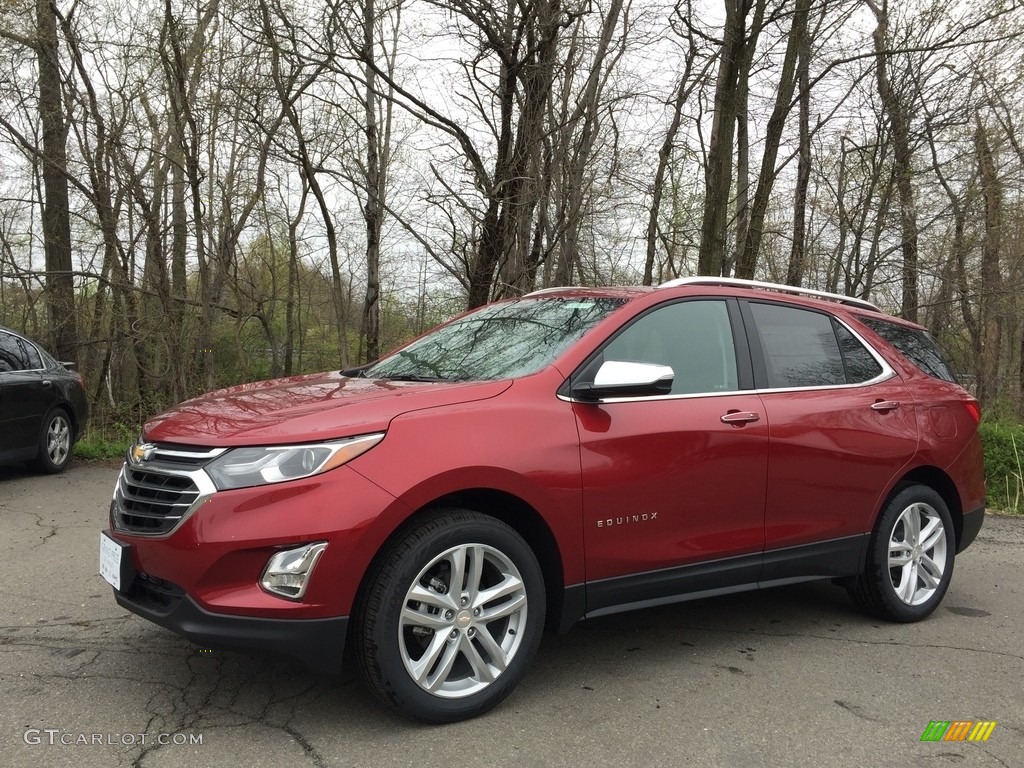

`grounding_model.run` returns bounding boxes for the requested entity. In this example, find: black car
[0,327,87,473]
